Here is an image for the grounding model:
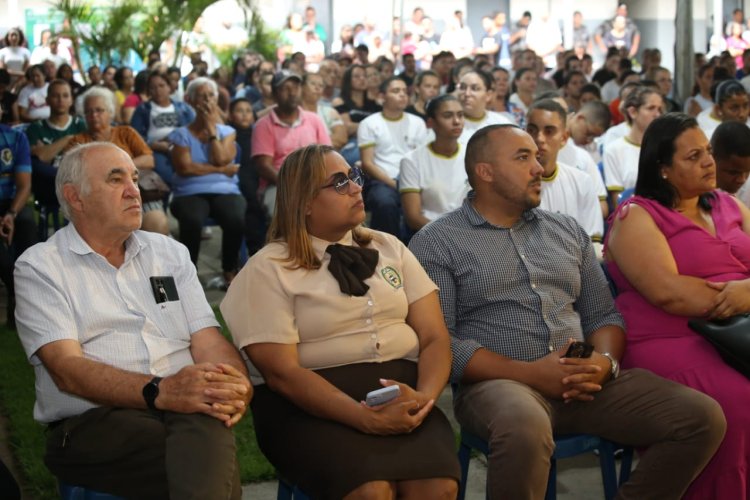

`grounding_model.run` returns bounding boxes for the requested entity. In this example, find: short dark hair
[712,79,747,105]
[425,94,458,119]
[47,78,71,94]
[563,70,585,87]
[414,70,439,88]
[465,124,519,187]
[563,55,580,71]
[579,101,611,130]
[636,112,714,210]
[580,83,601,100]
[378,75,404,94]
[229,97,251,113]
[527,99,567,129]
[711,121,750,160]
[462,69,493,92]
[147,70,171,88]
